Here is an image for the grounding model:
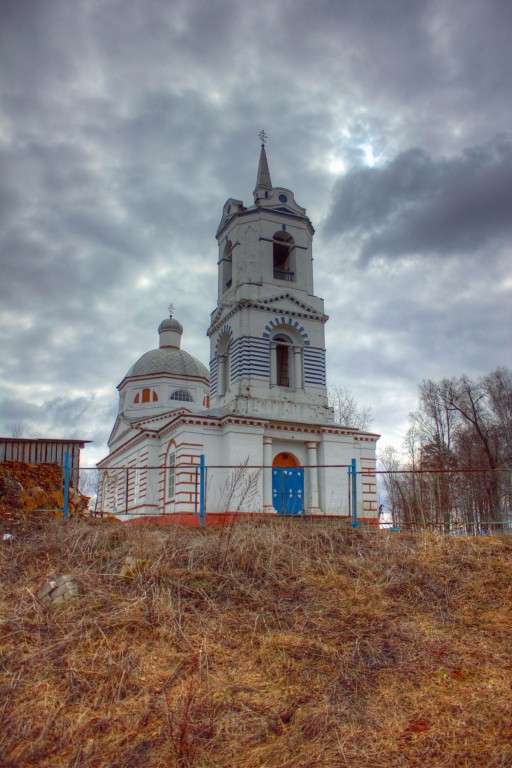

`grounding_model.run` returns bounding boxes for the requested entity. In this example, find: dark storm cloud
[0,393,117,443]
[324,135,512,262]
[1,0,511,462]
